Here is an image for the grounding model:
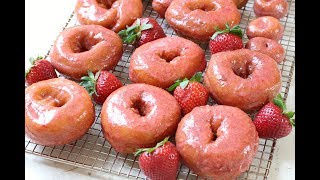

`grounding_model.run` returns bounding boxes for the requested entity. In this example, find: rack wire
[25,0,295,179]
